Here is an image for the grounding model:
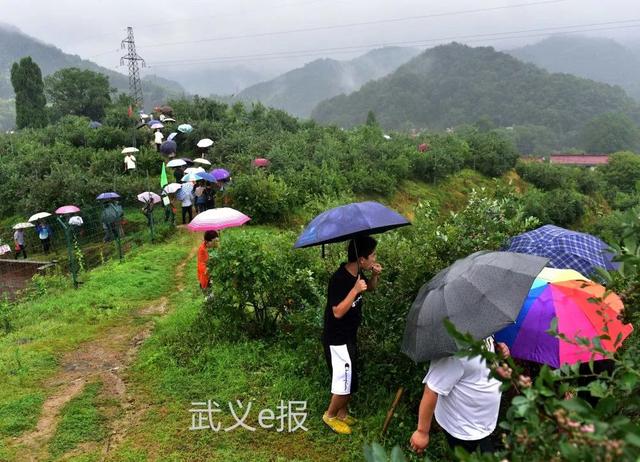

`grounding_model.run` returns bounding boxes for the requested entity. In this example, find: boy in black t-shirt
[322,235,382,435]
